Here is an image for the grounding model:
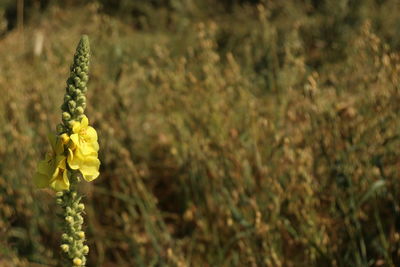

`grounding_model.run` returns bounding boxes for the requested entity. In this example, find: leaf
[358,180,386,207]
